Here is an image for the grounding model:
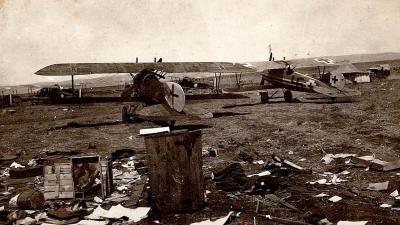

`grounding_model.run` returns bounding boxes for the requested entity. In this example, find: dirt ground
[1,78,400,225]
